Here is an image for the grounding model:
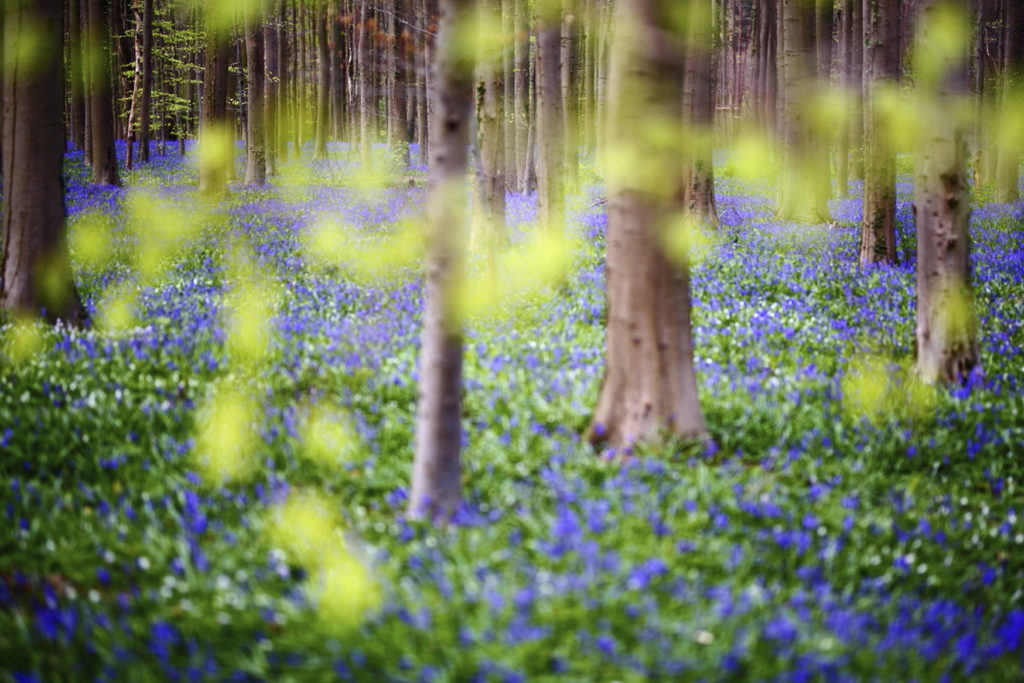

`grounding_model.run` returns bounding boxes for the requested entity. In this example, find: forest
[1,0,1023,678]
